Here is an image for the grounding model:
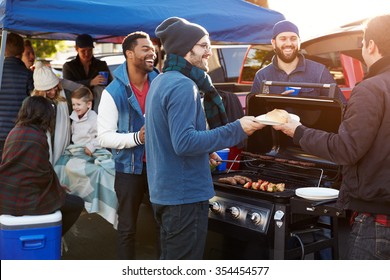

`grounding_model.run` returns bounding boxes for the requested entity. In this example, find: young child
[70,86,100,156]
[54,87,117,227]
